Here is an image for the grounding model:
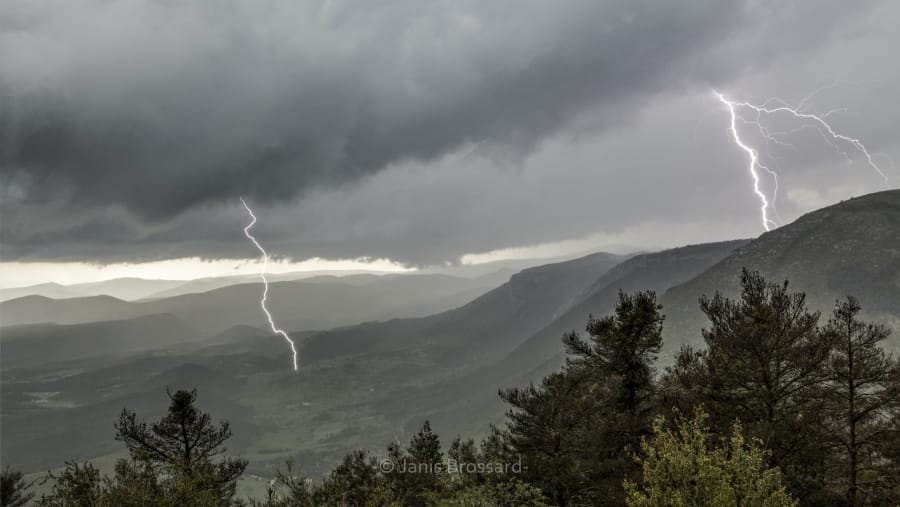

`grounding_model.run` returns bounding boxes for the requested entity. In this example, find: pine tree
[383,440,410,503]
[406,420,444,506]
[819,297,900,505]
[657,344,710,418]
[408,421,443,470]
[33,389,246,506]
[698,269,832,498]
[315,450,385,506]
[114,388,247,503]
[563,290,664,417]
[383,421,445,507]
[499,290,665,506]
[35,462,105,507]
[102,458,166,507]
[1,467,35,507]
[446,437,481,489]
[498,371,597,505]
